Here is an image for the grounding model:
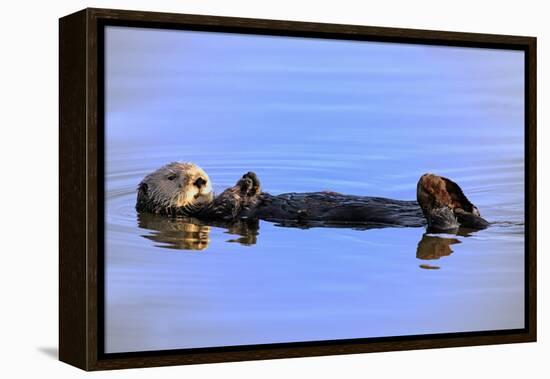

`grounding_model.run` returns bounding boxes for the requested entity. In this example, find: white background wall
[0,0,546,377]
